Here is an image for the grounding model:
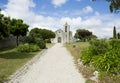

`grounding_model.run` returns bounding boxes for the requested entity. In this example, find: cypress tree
[117,33,120,39]
[113,26,117,39]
